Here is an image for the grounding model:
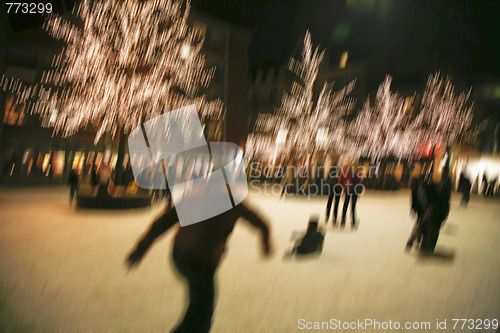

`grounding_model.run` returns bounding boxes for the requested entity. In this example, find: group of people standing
[321,161,455,254]
[67,162,116,204]
[325,164,362,229]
